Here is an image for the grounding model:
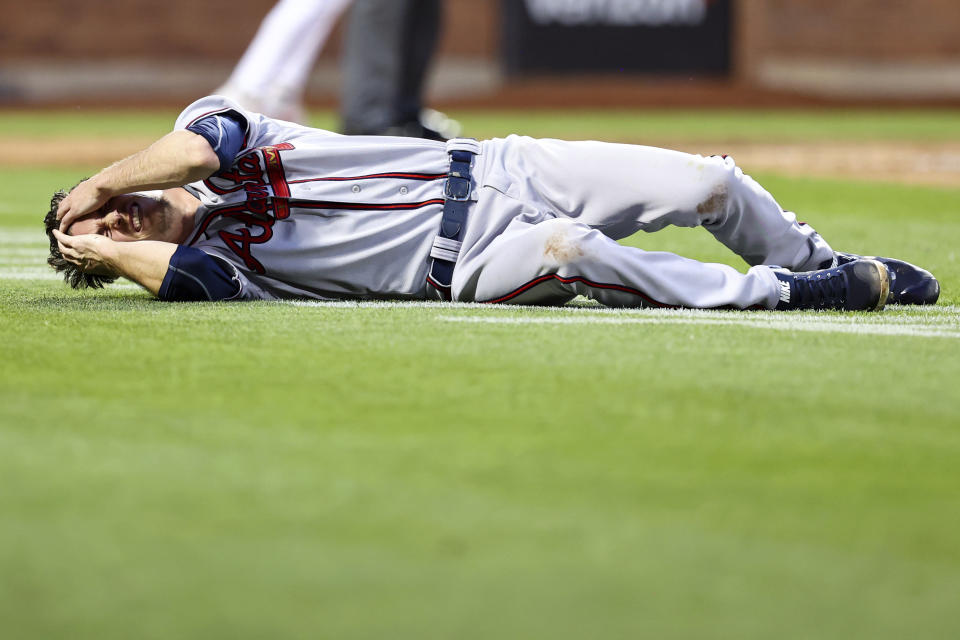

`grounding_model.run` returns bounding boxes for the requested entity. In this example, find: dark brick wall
[0,0,496,61]
[737,0,960,70]
[1,1,955,76]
